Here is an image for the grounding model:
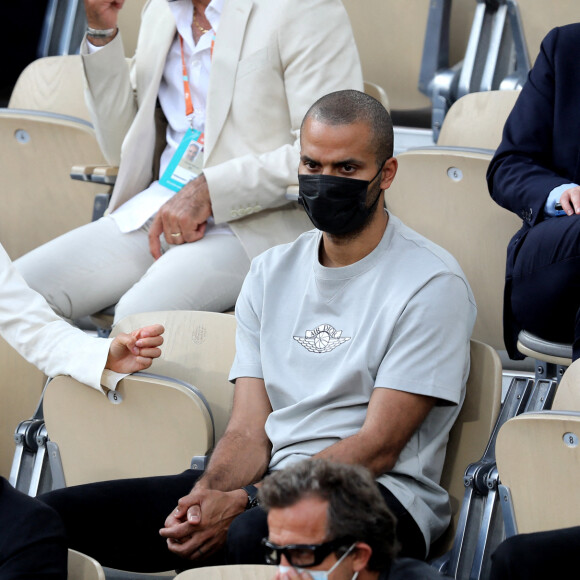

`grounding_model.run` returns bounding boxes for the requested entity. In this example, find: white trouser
[14,216,251,324]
